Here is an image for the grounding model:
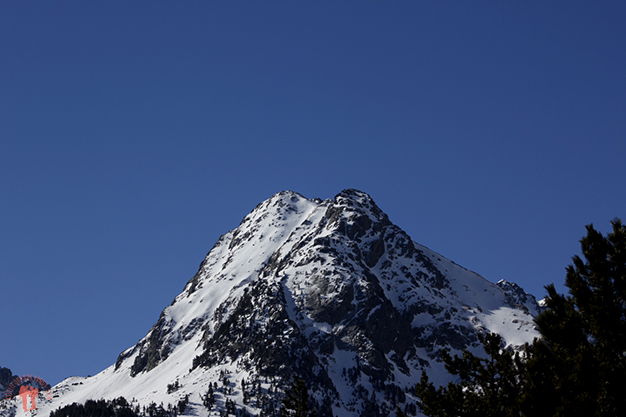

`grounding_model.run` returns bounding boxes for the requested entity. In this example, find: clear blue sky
[1,1,624,386]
